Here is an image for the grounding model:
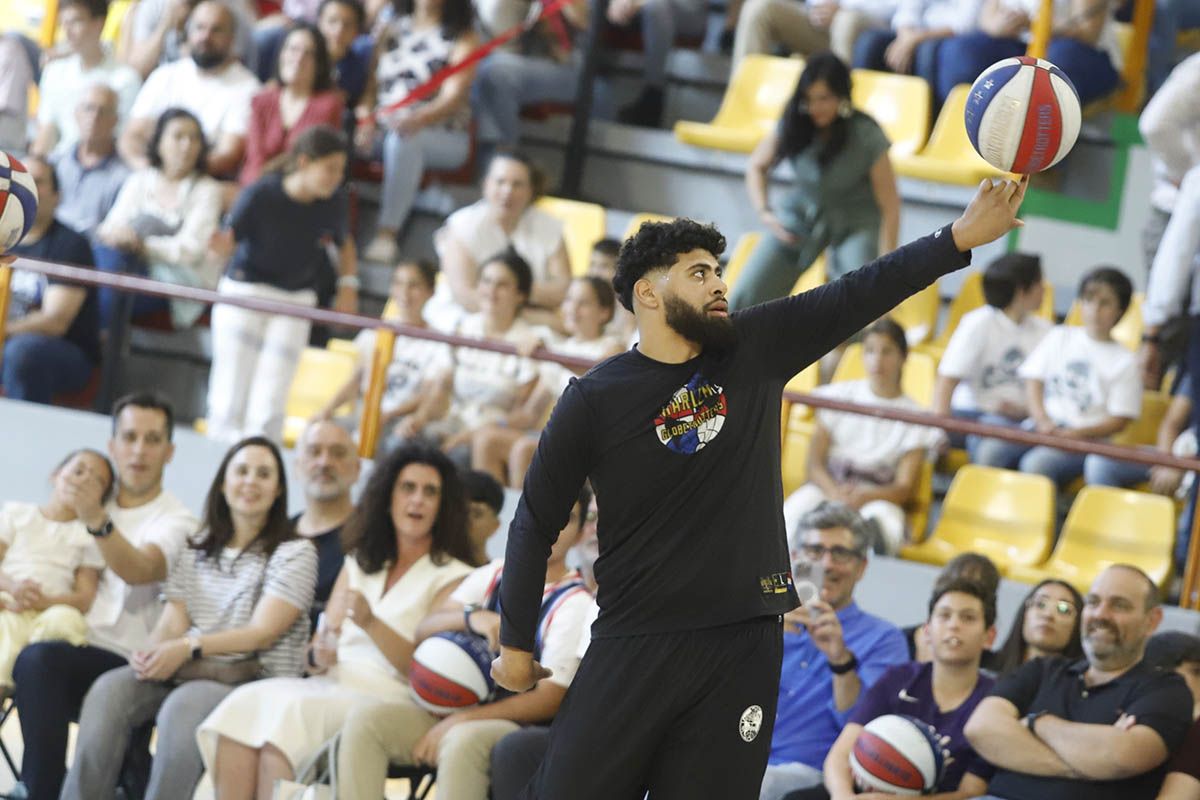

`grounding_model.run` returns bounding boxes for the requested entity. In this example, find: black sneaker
[618,86,665,127]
